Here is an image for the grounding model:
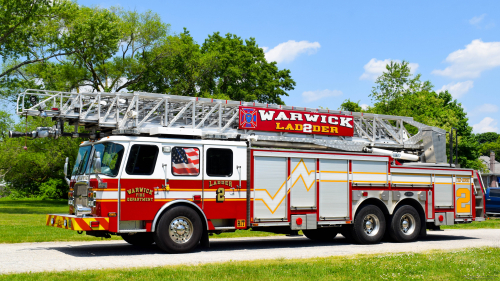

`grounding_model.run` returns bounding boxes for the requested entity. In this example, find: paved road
[1,229,500,274]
